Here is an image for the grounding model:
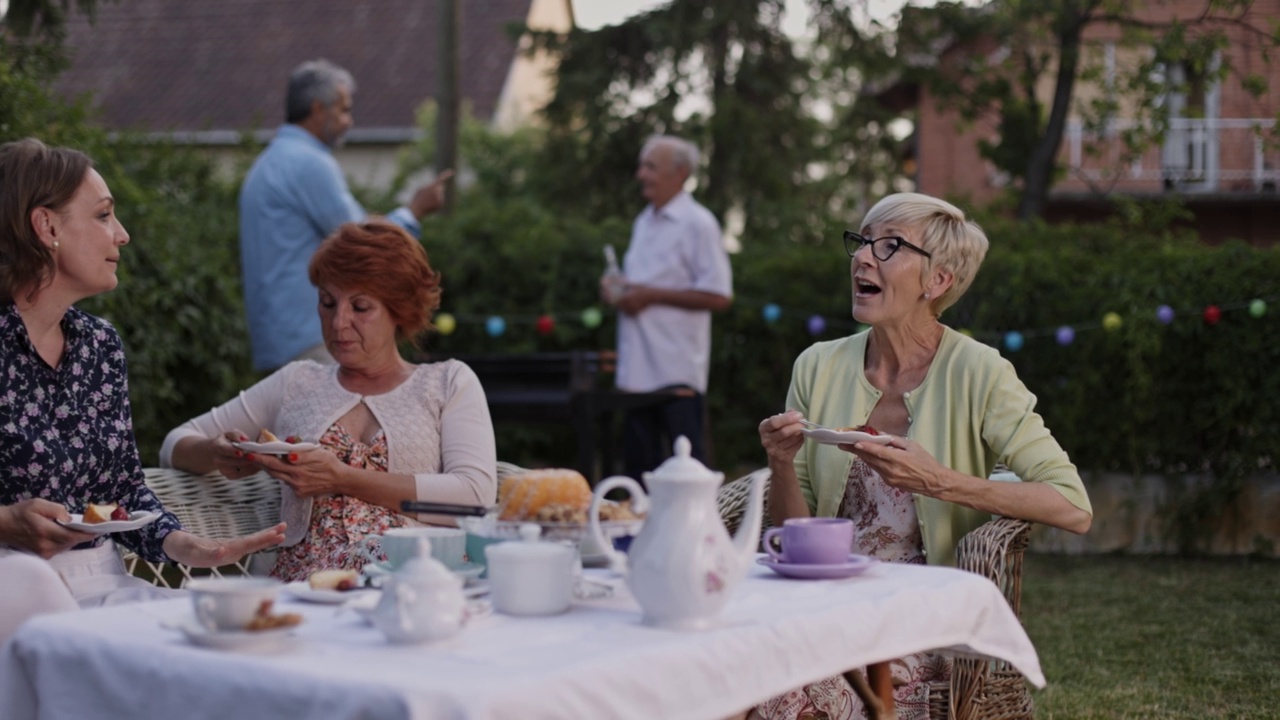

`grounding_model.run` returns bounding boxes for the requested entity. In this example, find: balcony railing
[1061,117,1278,194]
